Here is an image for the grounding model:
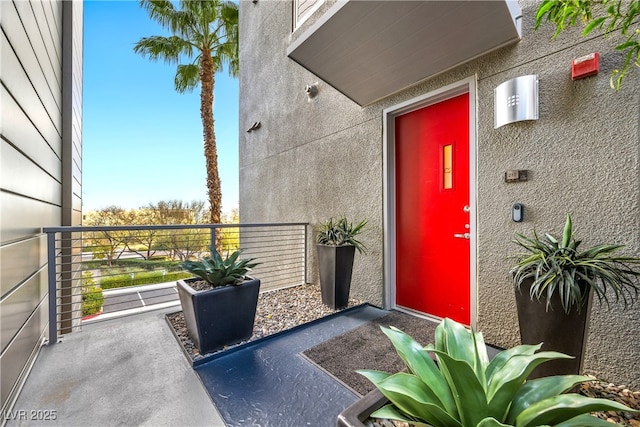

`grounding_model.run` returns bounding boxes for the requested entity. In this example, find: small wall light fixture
[494,75,539,129]
[246,121,261,133]
[304,82,318,100]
